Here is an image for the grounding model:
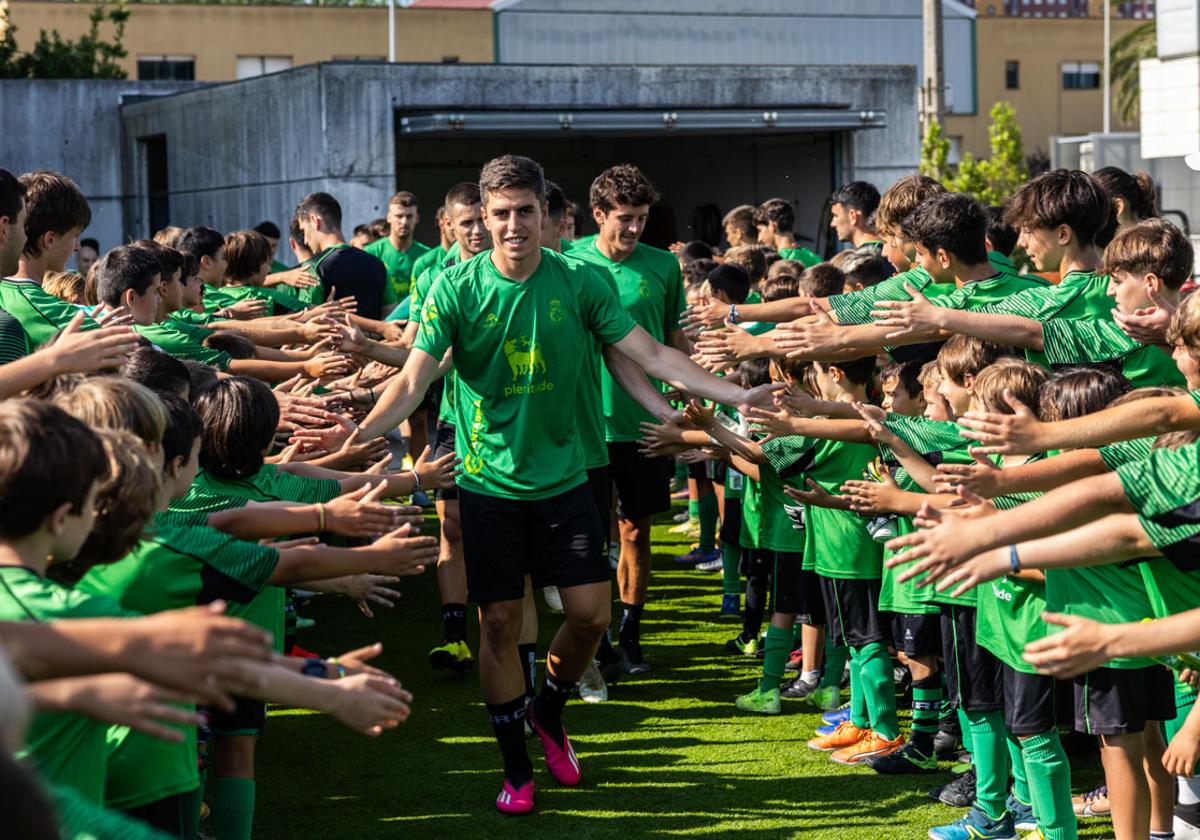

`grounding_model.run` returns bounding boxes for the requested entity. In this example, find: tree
[0,0,129,79]
[919,118,951,183]
[1110,18,1155,124]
